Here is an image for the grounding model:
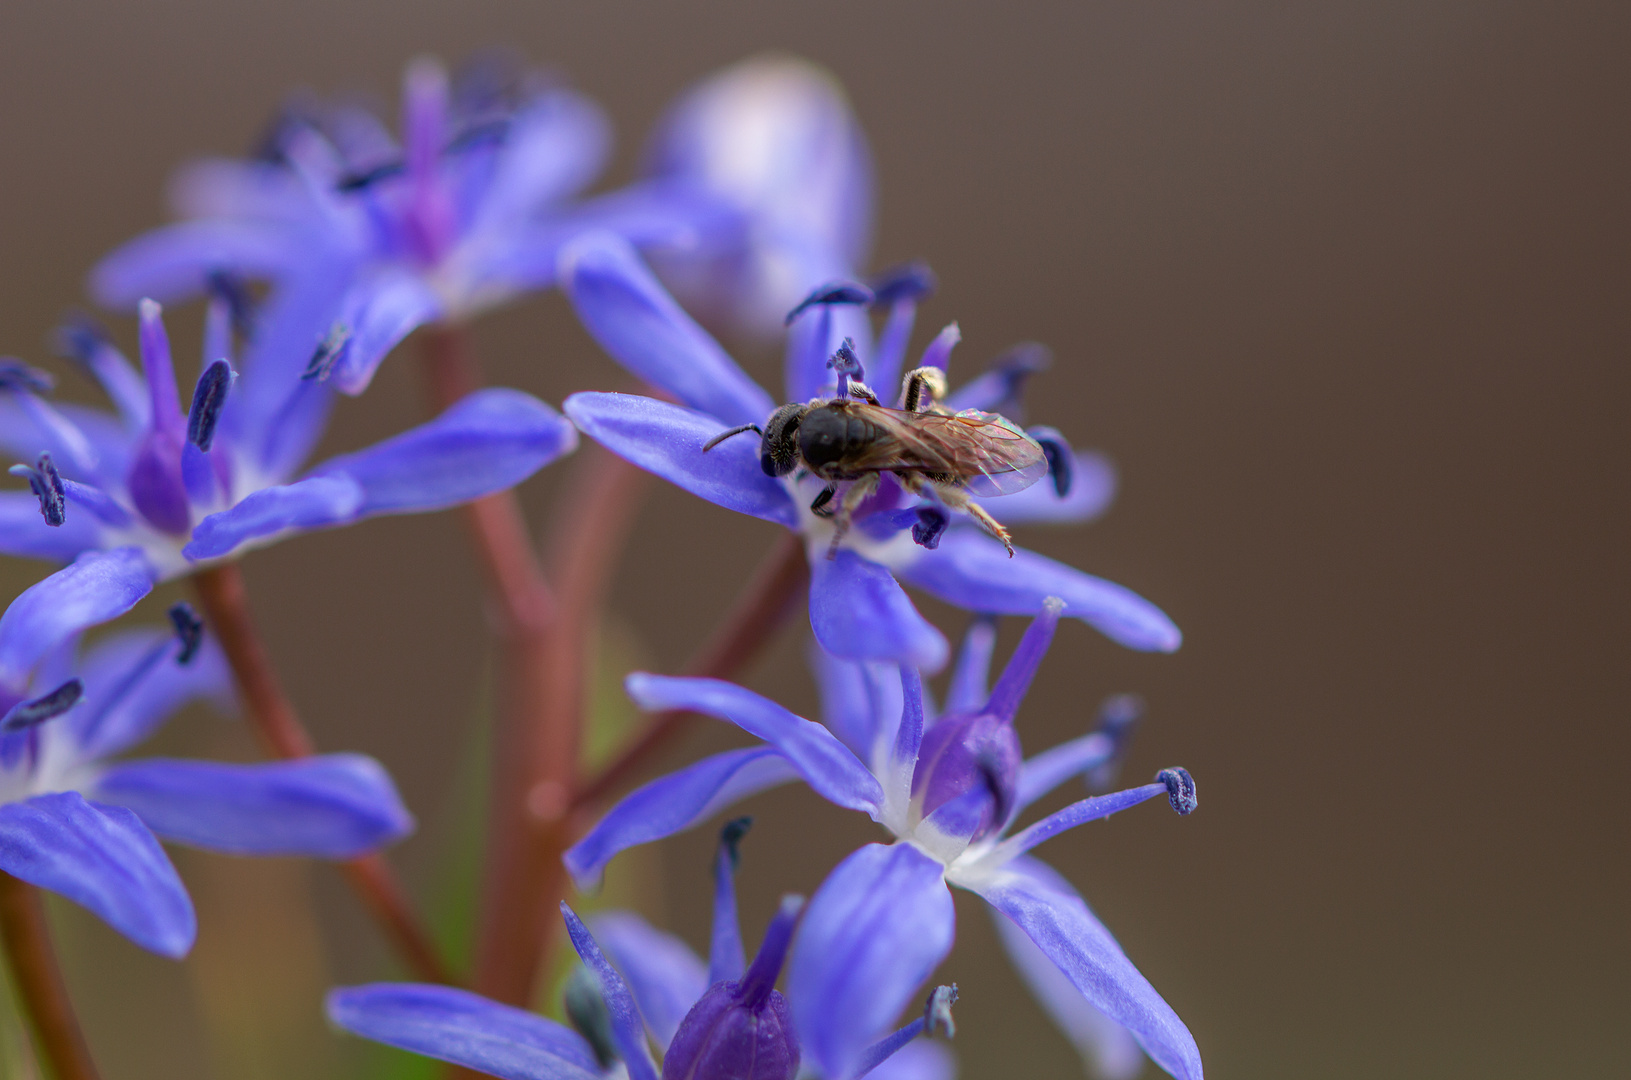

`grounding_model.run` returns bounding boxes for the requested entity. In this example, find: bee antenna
[702,424,761,453]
